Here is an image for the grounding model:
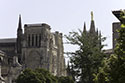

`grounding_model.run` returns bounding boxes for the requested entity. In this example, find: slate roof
[112,10,121,21]
[0,38,16,43]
